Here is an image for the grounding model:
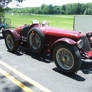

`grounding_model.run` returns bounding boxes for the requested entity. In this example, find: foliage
[0,0,24,17]
[0,0,24,3]
[0,6,4,17]
[84,8,92,15]
[0,0,24,7]
[5,3,92,15]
